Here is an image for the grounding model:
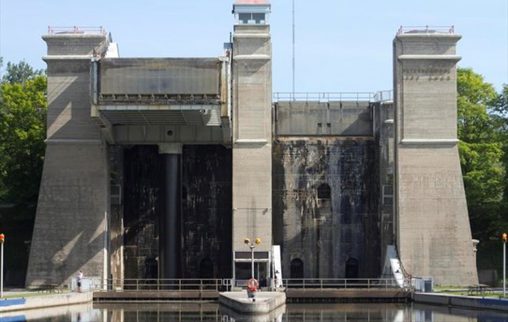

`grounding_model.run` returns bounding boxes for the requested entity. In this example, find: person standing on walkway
[77,271,83,293]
